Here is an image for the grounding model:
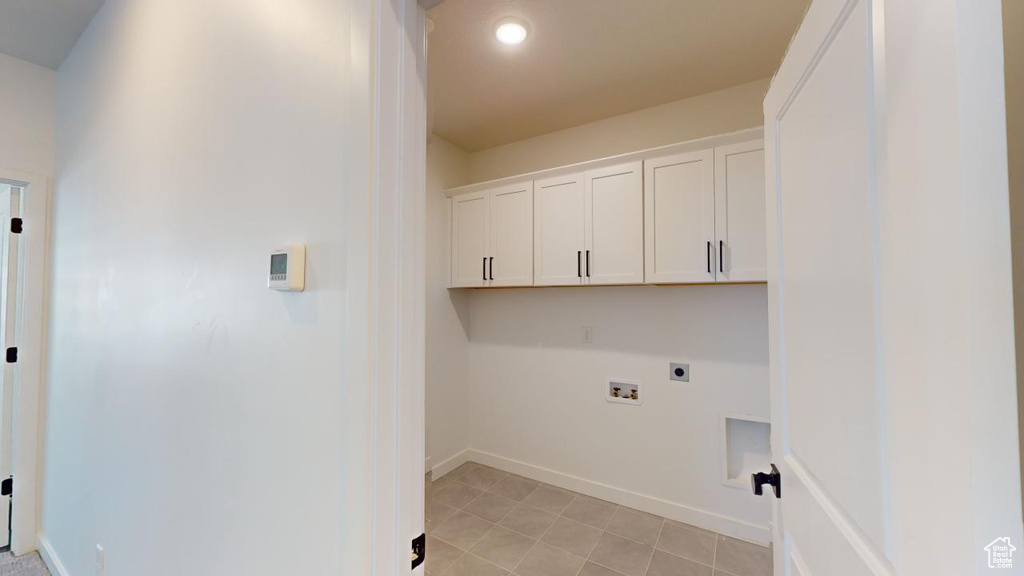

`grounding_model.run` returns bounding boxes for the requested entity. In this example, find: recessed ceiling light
[495,20,528,45]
